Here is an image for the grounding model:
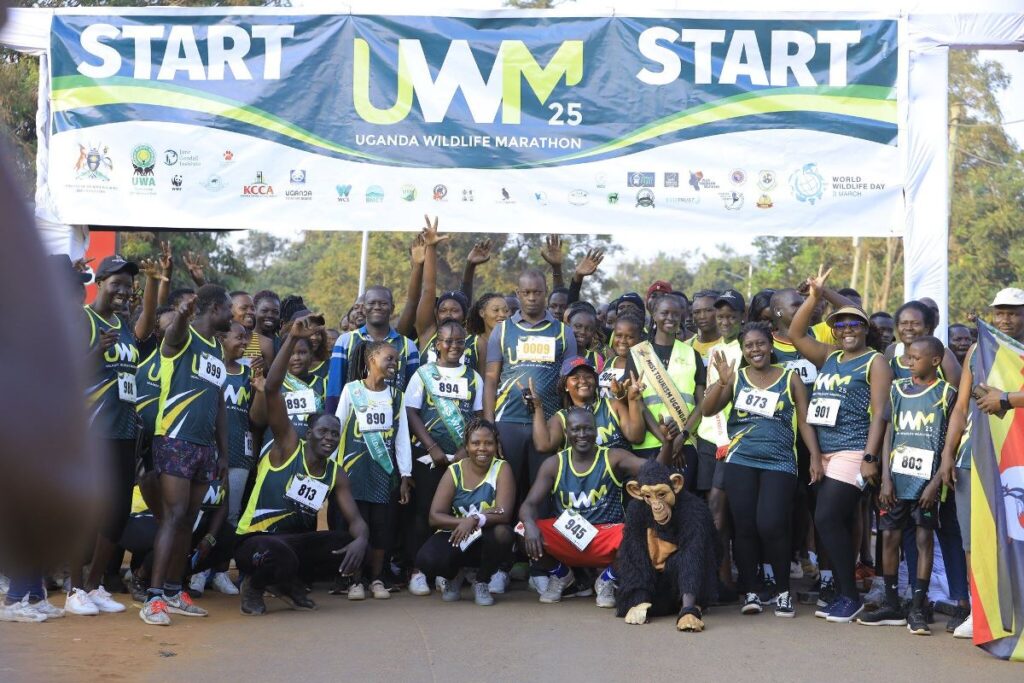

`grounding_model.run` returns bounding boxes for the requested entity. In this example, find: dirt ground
[2,578,1021,683]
